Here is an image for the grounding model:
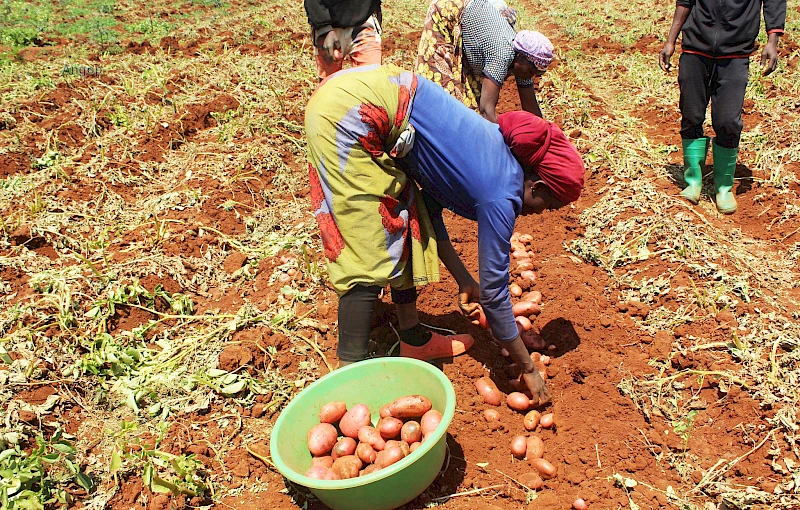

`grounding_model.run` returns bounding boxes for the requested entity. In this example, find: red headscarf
[497,111,585,203]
